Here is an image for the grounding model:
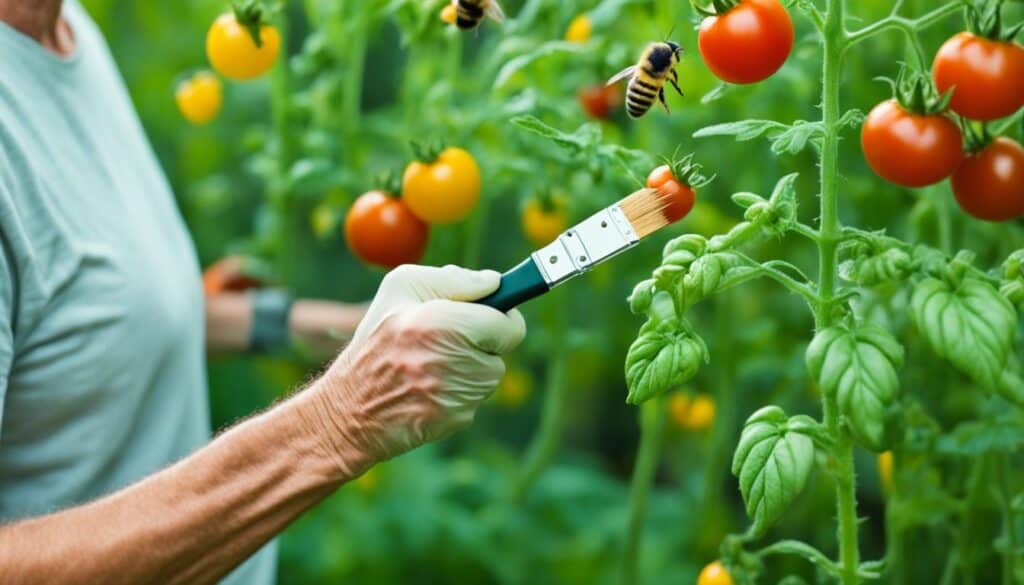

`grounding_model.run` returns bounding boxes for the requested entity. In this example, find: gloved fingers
[386,264,501,302]
[424,300,527,355]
